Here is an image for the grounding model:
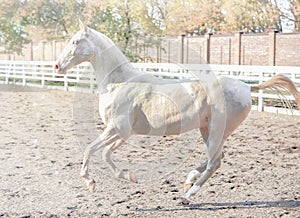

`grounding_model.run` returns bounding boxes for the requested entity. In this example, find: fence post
[13,64,16,84]
[64,74,68,91]
[5,62,10,84]
[291,72,296,81]
[186,38,189,64]
[178,34,185,64]
[234,31,243,65]
[205,33,212,64]
[22,63,26,86]
[268,28,278,66]
[41,73,45,88]
[258,72,264,112]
